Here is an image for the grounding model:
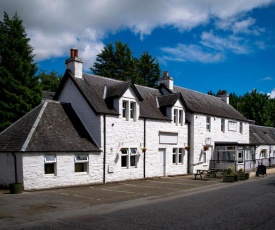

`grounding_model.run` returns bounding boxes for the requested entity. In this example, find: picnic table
[194,168,226,180]
[194,169,214,179]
